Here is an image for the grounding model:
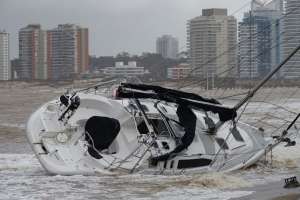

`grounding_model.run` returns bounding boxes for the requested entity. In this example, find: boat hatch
[137,117,170,136]
[85,116,120,159]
